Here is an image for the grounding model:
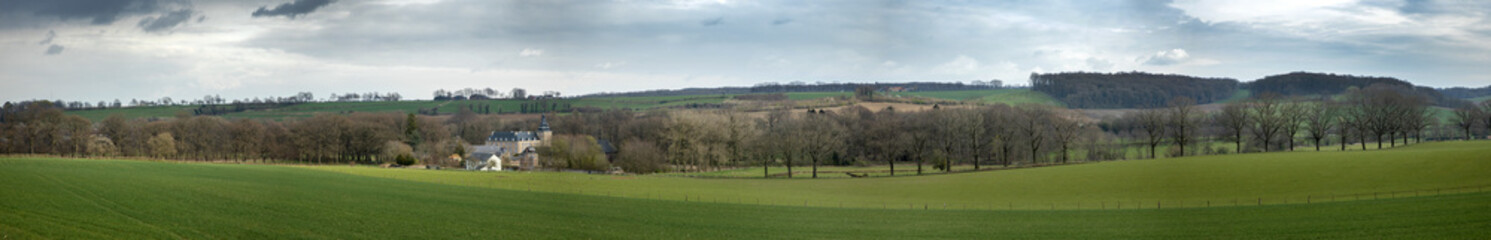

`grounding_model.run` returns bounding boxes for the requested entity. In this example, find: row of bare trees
[0,101,527,166]
[1107,84,1443,156]
[552,104,1116,177]
[1,83,1468,176]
